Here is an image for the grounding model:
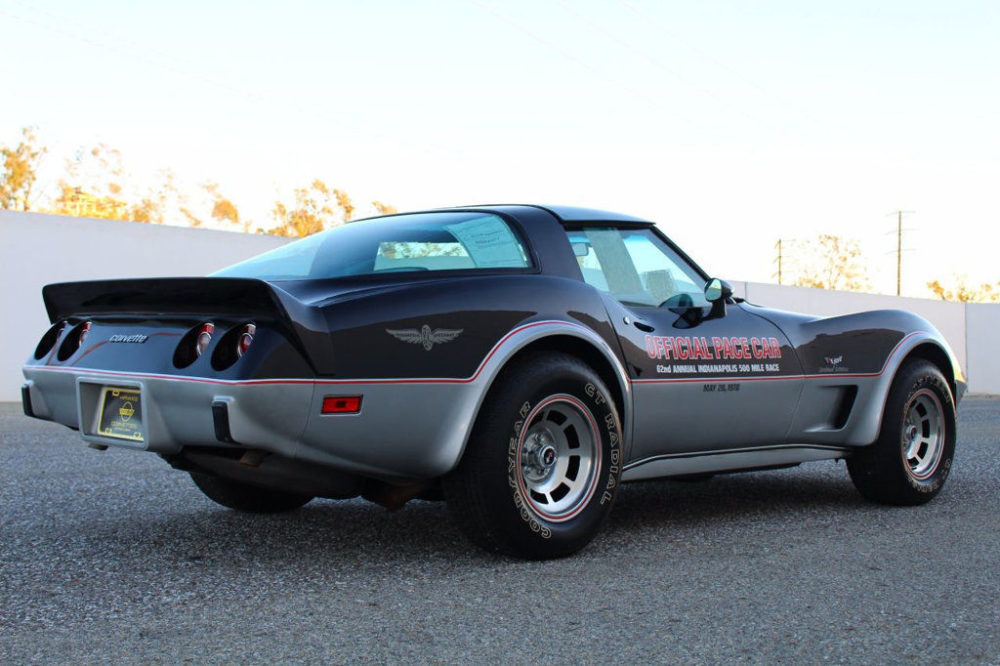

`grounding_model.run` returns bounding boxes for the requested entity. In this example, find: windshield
[214,211,532,280]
